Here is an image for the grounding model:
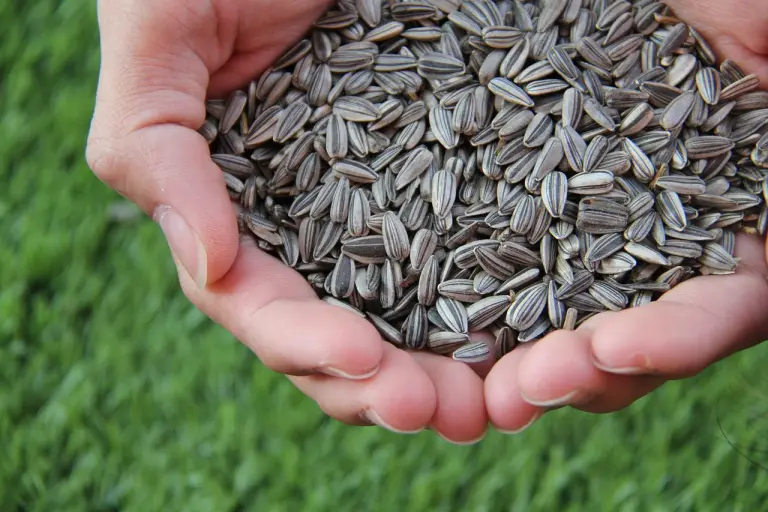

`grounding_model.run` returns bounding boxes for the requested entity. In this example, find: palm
[665,0,768,85]
[202,0,336,96]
